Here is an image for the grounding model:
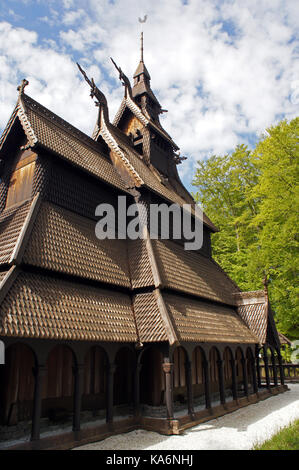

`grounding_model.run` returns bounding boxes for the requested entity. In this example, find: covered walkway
[74,384,299,450]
